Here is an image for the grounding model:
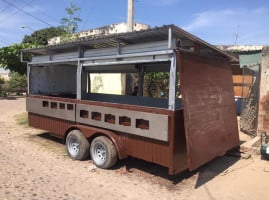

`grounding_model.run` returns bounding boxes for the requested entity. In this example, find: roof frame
[21,25,238,62]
